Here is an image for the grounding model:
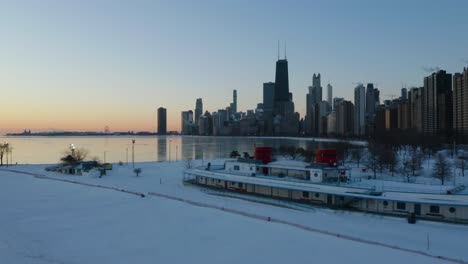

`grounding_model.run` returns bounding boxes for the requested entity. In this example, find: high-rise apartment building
[366,83,376,119]
[181,110,194,135]
[401,88,408,100]
[157,107,167,135]
[354,84,366,136]
[422,70,452,137]
[327,83,333,110]
[453,68,468,138]
[409,87,422,132]
[336,100,354,137]
[195,98,203,125]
